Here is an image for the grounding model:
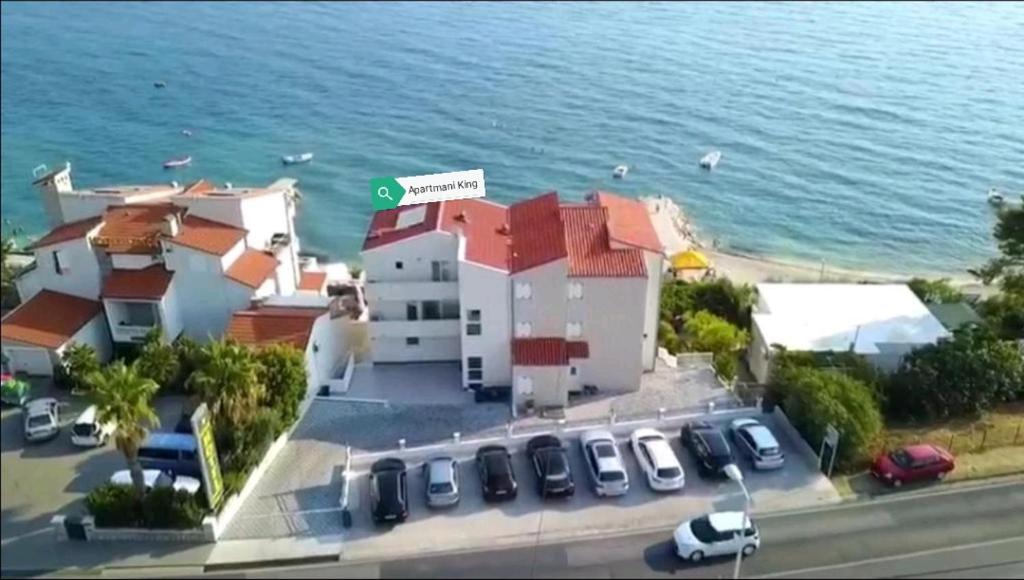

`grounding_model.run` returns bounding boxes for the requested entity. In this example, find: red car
[871,444,955,487]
